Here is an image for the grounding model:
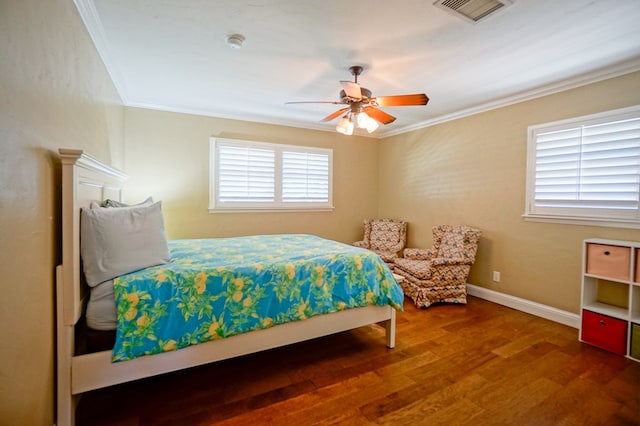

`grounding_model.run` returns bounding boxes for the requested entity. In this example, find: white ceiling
[75,0,640,138]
